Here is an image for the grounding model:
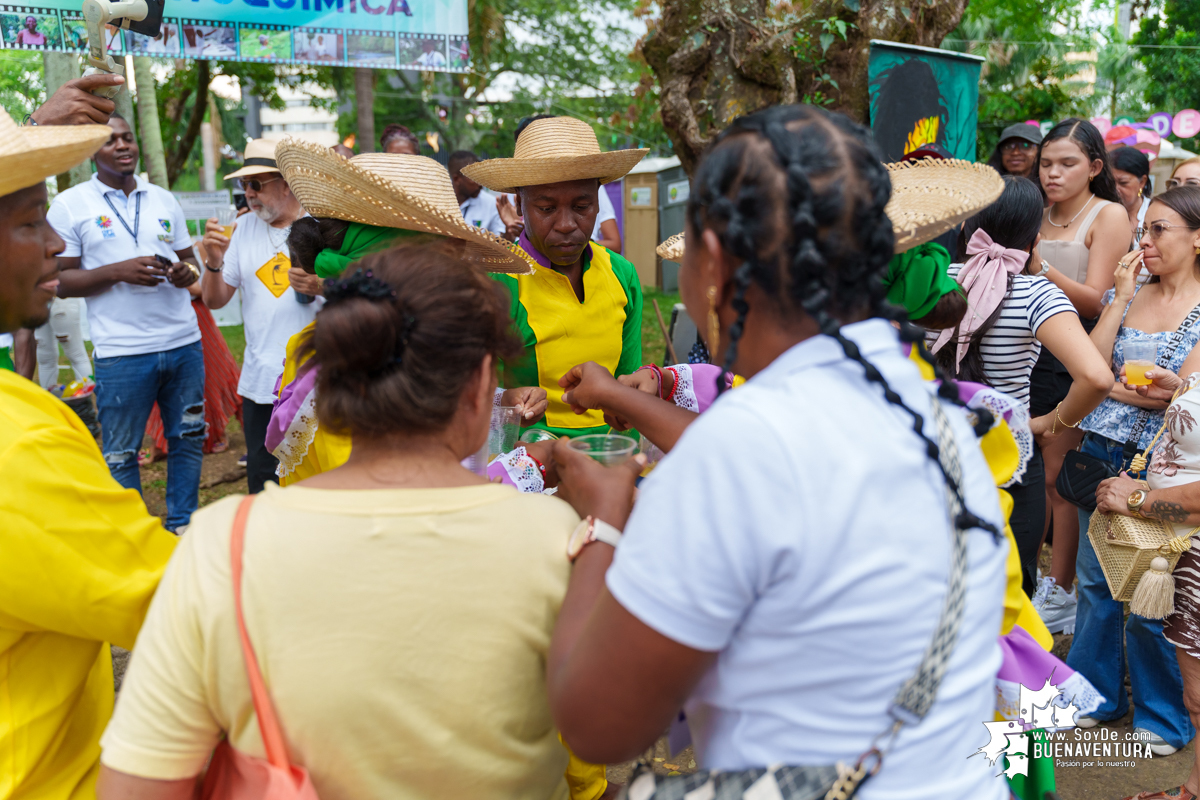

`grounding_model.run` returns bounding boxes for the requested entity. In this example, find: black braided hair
[687,104,998,537]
